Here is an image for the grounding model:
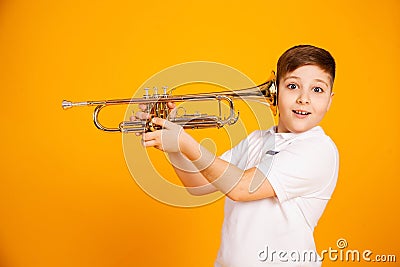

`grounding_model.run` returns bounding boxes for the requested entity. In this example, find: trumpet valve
[153,86,158,97]
[162,86,168,96]
[144,87,150,99]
